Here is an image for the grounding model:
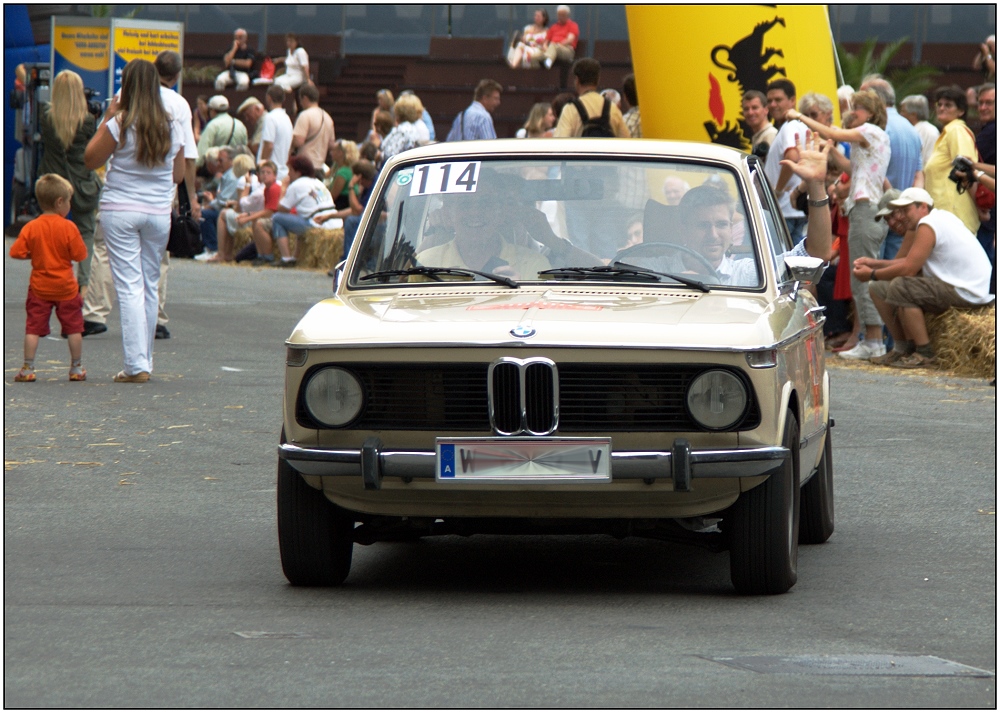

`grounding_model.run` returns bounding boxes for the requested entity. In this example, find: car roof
[383,138,749,168]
